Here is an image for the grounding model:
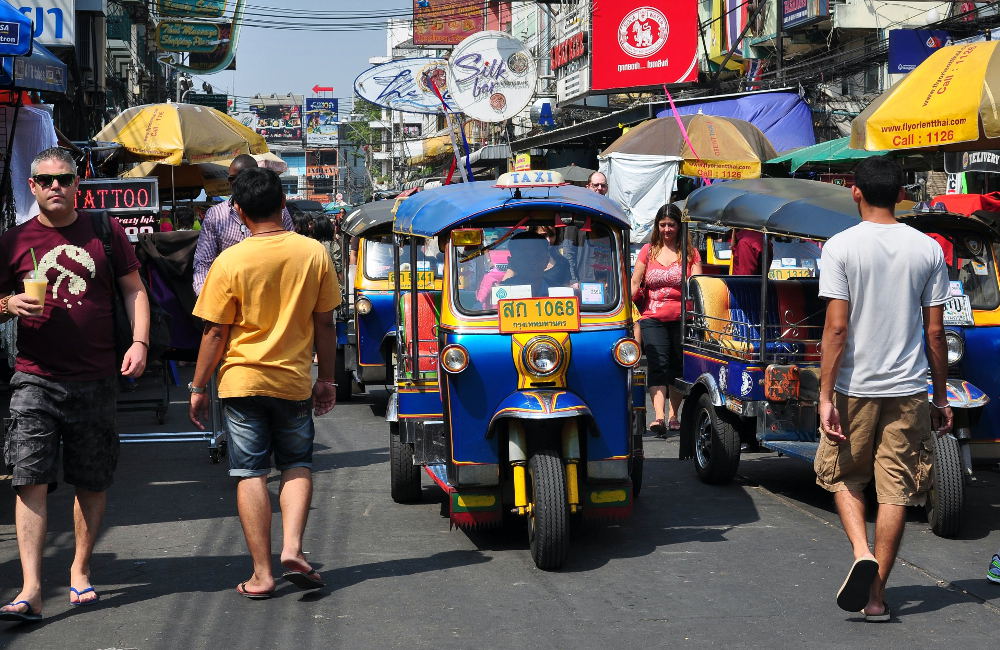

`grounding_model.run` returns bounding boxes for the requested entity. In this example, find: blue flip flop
[0,601,42,622]
[69,586,99,606]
